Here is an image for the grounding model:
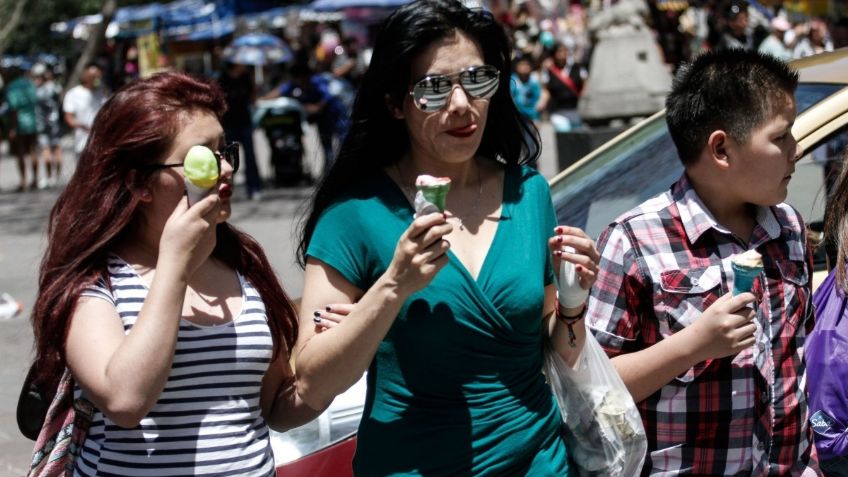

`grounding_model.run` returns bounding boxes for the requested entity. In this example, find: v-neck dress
[307,164,569,476]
